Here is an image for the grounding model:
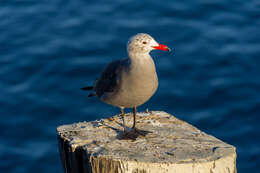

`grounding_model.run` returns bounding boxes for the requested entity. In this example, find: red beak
[152,43,171,51]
